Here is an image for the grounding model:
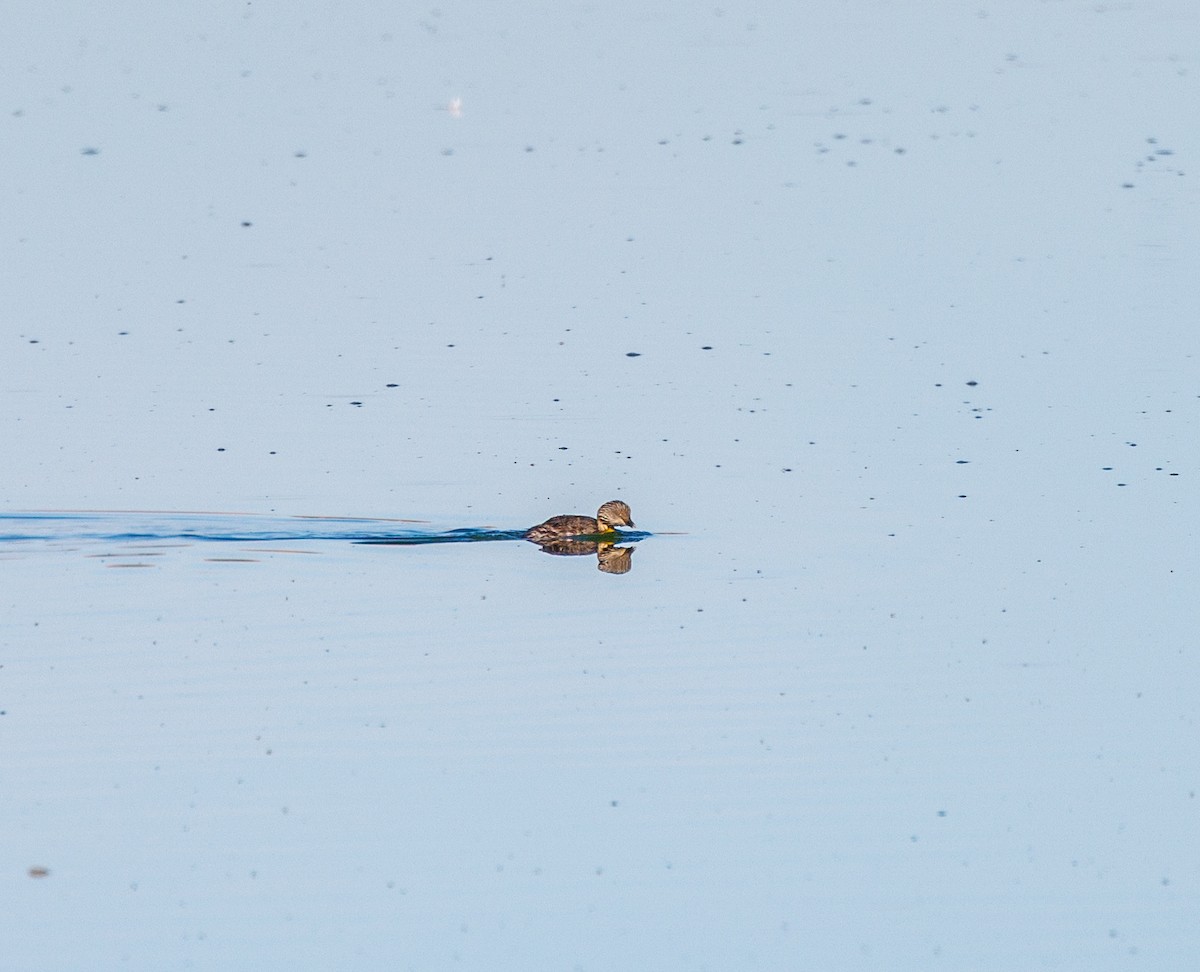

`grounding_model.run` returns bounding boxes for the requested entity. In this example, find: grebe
[524,500,634,544]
